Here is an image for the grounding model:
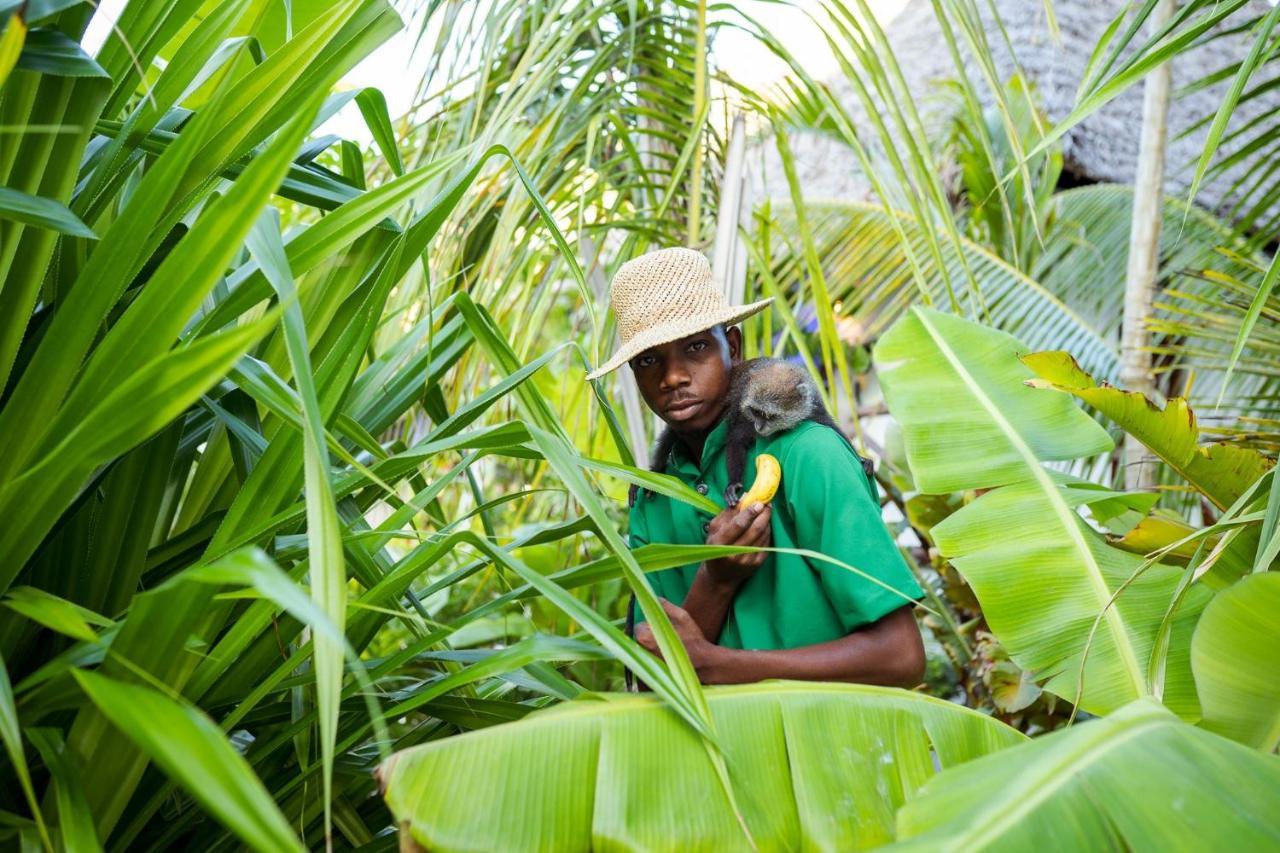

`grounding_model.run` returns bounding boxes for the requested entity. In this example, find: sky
[82,0,910,142]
